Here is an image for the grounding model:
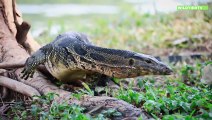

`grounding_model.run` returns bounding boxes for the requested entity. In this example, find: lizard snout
[164,67,173,75]
[161,64,173,75]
